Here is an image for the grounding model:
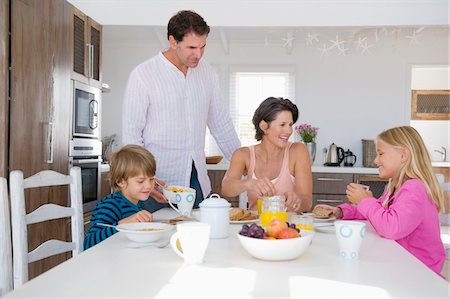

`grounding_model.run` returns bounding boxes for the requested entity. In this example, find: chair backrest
[10,167,83,288]
[0,177,13,295]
